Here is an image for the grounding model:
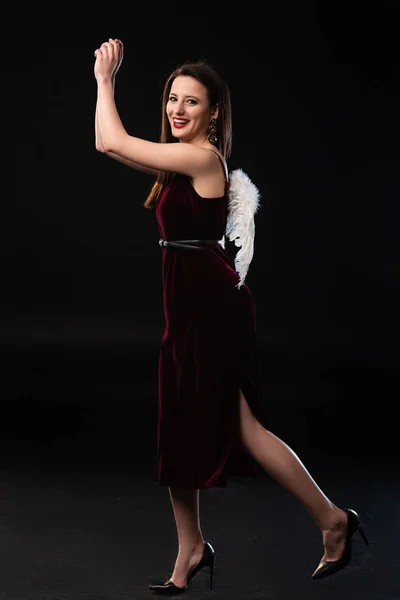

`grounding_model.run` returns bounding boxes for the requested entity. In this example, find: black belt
[159,238,223,251]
